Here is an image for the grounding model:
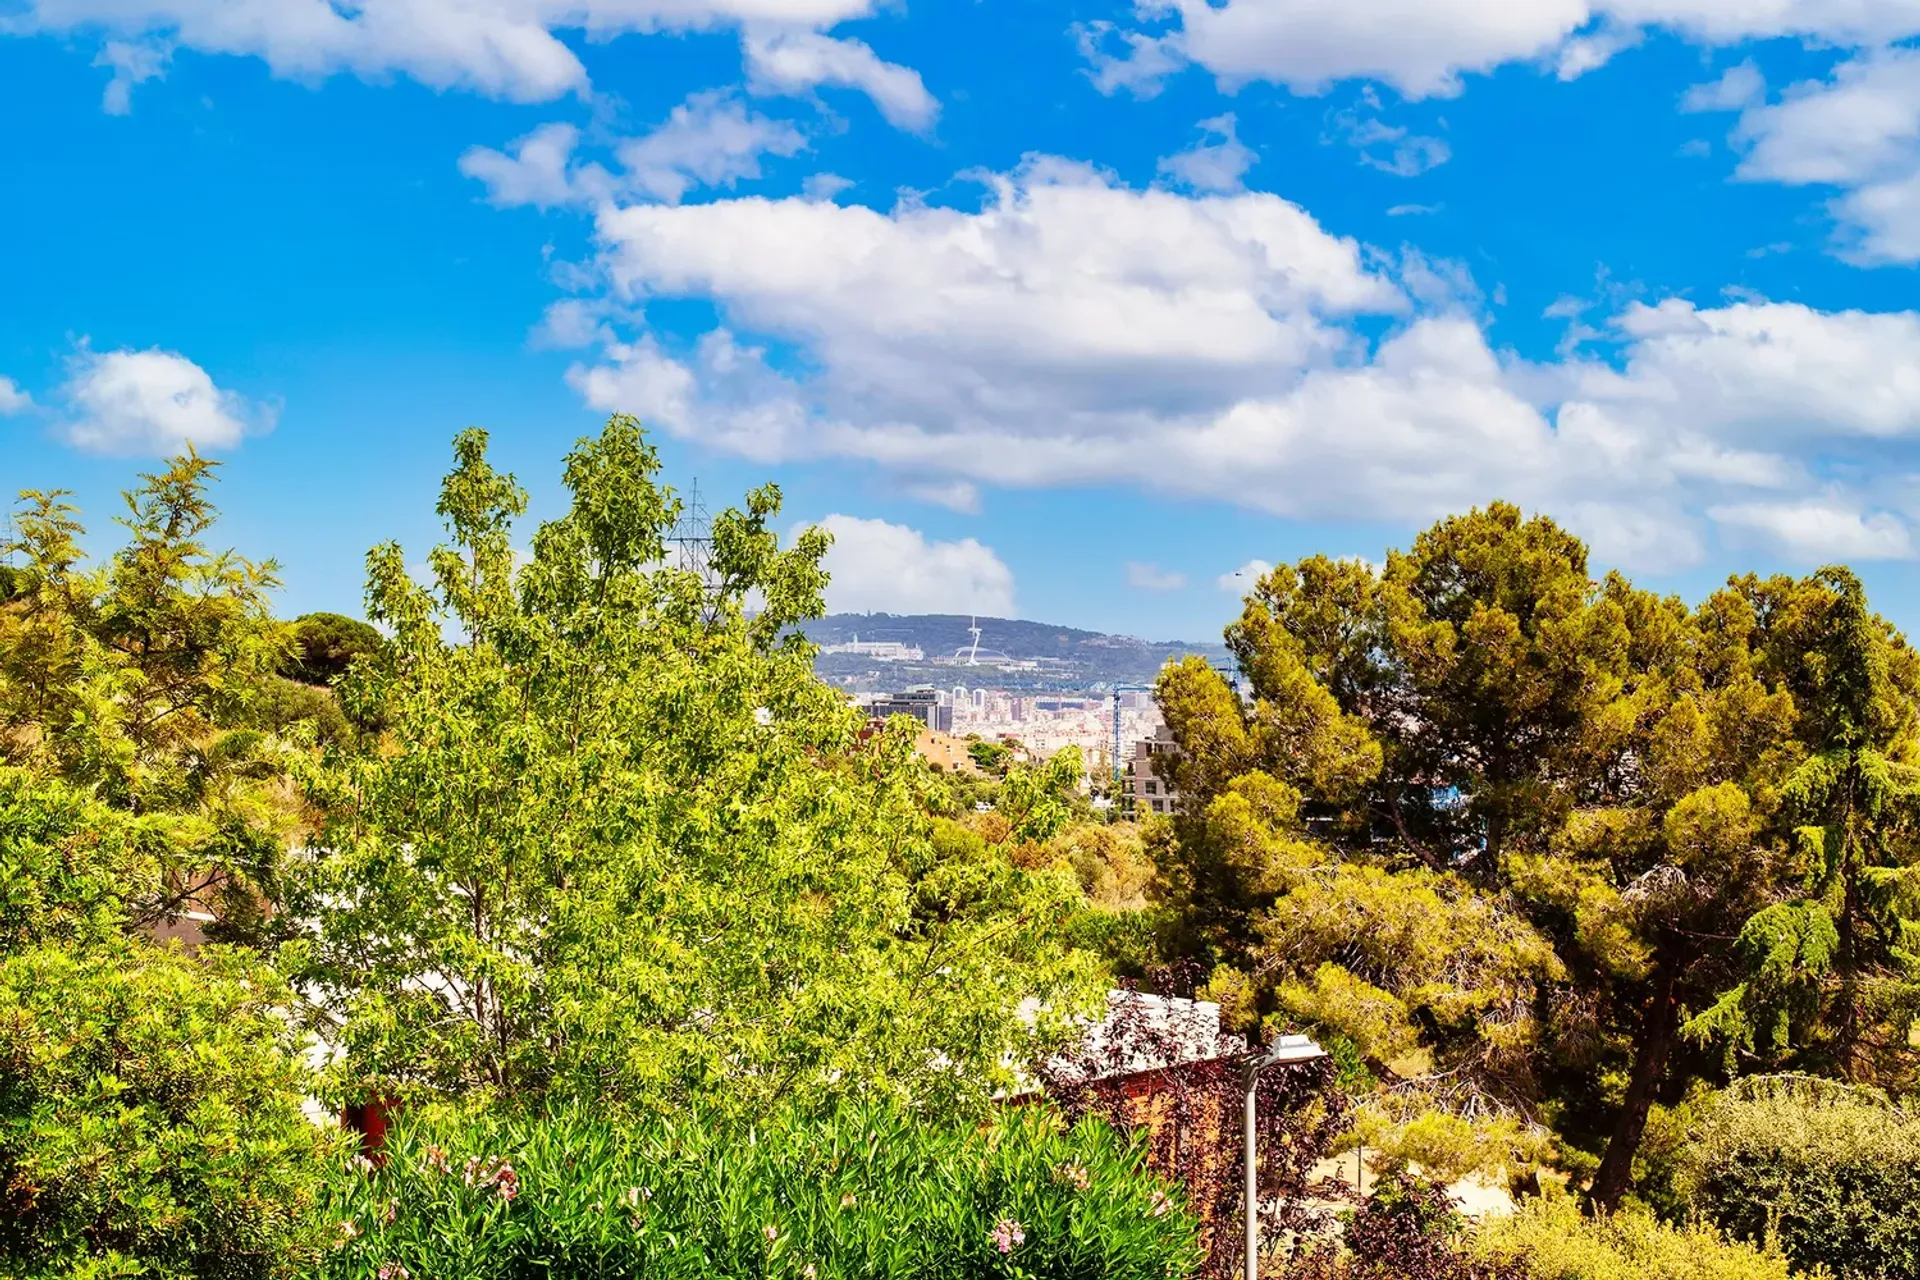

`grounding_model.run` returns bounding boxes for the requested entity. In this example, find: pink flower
[377,1264,410,1280]
[988,1218,1026,1253]
[840,1193,858,1209]
[423,1144,450,1175]
[1057,1161,1090,1192]
[1148,1189,1172,1218]
[763,1223,780,1242]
